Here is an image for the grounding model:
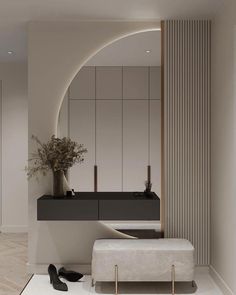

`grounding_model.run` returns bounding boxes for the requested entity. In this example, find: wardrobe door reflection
[123,100,148,191]
[97,100,122,191]
[69,100,95,191]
